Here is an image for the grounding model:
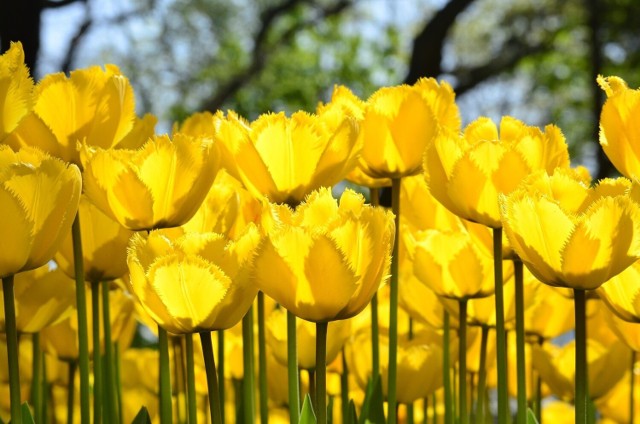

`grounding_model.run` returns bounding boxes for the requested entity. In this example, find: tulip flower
[82,133,220,230]
[216,110,360,206]
[5,65,137,165]
[598,75,640,179]
[597,260,640,323]
[254,188,394,322]
[524,283,574,341]
[0,42,33,143]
